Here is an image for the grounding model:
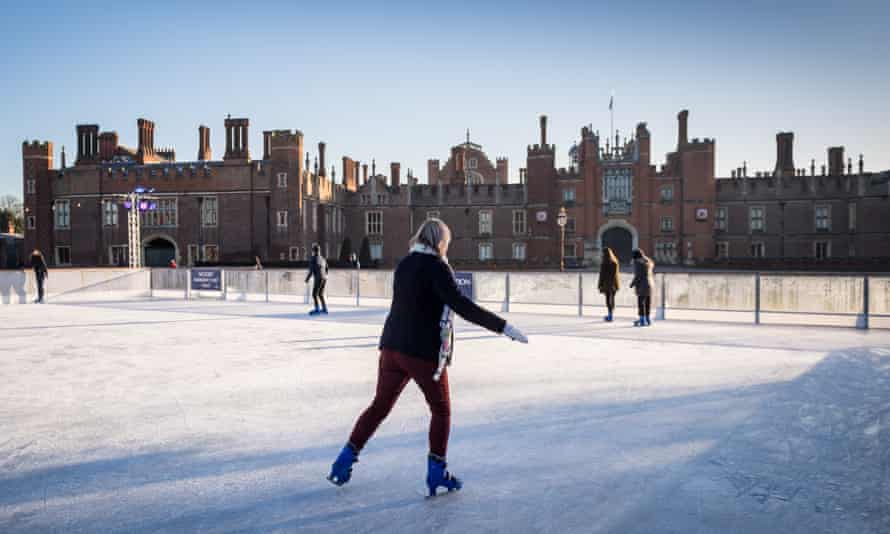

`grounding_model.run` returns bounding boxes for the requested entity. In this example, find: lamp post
[557,206,567,272]
[115,187,159,269]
